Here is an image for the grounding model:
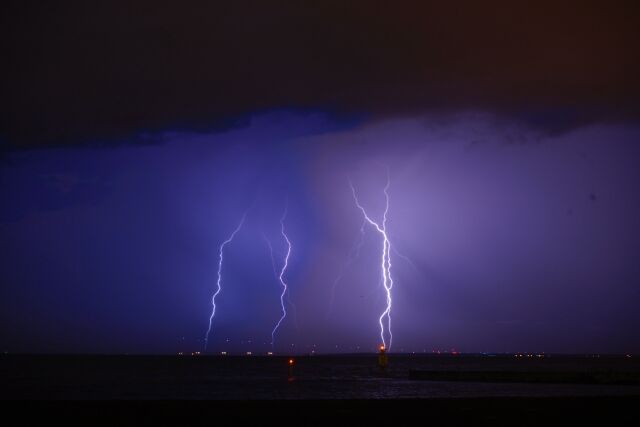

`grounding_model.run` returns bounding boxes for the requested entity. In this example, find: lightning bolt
[349,171,394,351]
[204,212,247,351]
[264,230,299,334]
[271,201,292,348]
